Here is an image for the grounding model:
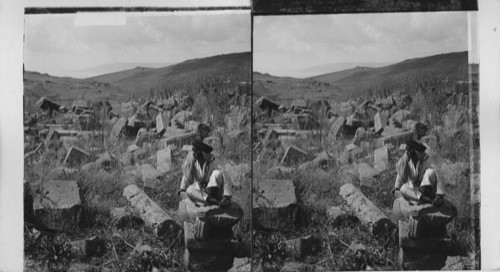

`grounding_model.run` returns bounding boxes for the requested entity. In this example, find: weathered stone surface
[161,130,197,148]
[328,116,345,139]
[157,147,173,174]
[184,221,239,253]
[389,109,411,126]
[253,179,297,230]
[156,112,170,135]
[381,125,403,138]
[223,161,250,188]
[374,111,388,133]
[121,103,136,118]
[355,163,379,187]
[377,130,414,147]
[172,110,193,128]
[182,145,193,152]
[140,164,163,189]
[33,180,81,230]
[339,183,394,236]
[123,185,180,237]
[177,198,243,227]
[374,145,389,172]
[345,143,358,152]
[134,127,148,146]
[283,235,319,258]
[63,146,91,167]
[110,117,127,142]
[281,145,308,166]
